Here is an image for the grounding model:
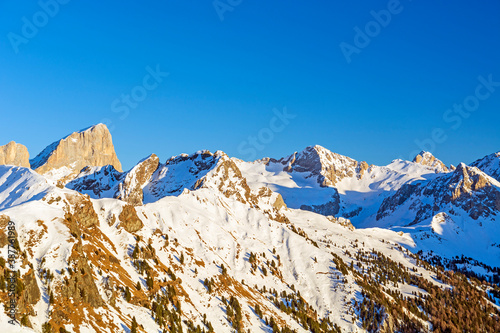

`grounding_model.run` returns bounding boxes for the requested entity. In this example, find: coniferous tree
[131,316,138,333]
